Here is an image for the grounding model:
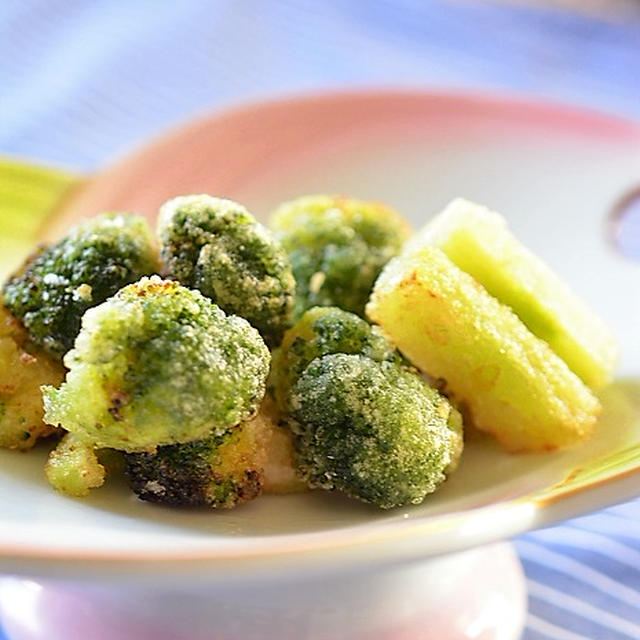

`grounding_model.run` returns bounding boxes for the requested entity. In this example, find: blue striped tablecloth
[1,2,639,638]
